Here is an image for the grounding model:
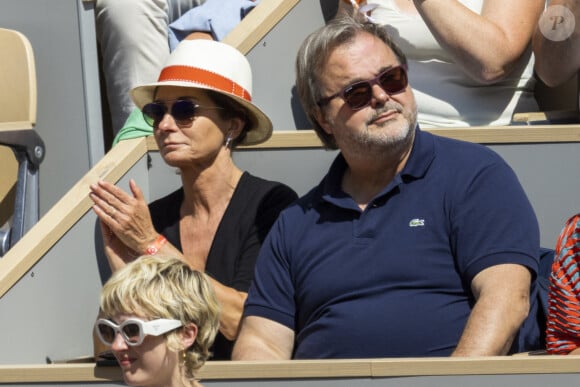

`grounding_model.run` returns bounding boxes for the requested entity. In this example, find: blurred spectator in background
[337,0,544,127]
